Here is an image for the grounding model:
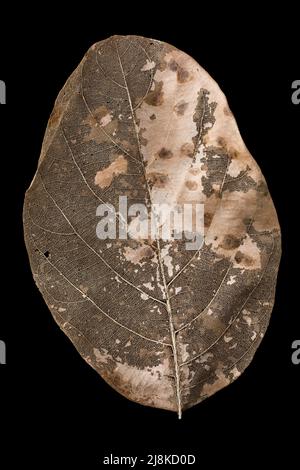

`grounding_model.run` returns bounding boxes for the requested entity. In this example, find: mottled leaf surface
[23,36,281,417]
